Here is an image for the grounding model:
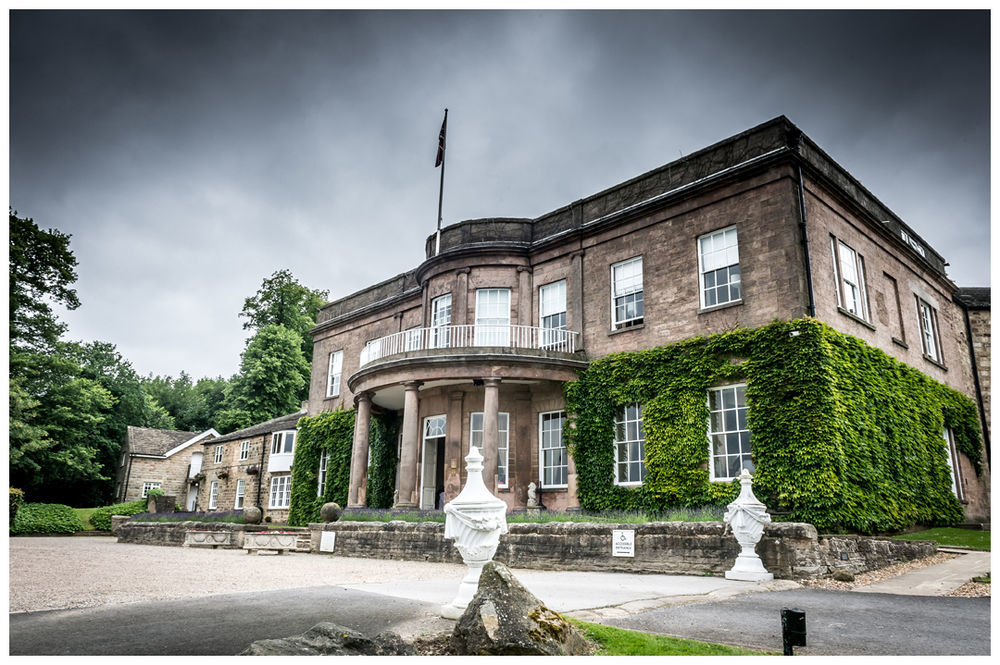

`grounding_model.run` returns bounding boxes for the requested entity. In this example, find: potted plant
[191,472,206,485]
[217,470,229,480]
[246,465,259,475]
